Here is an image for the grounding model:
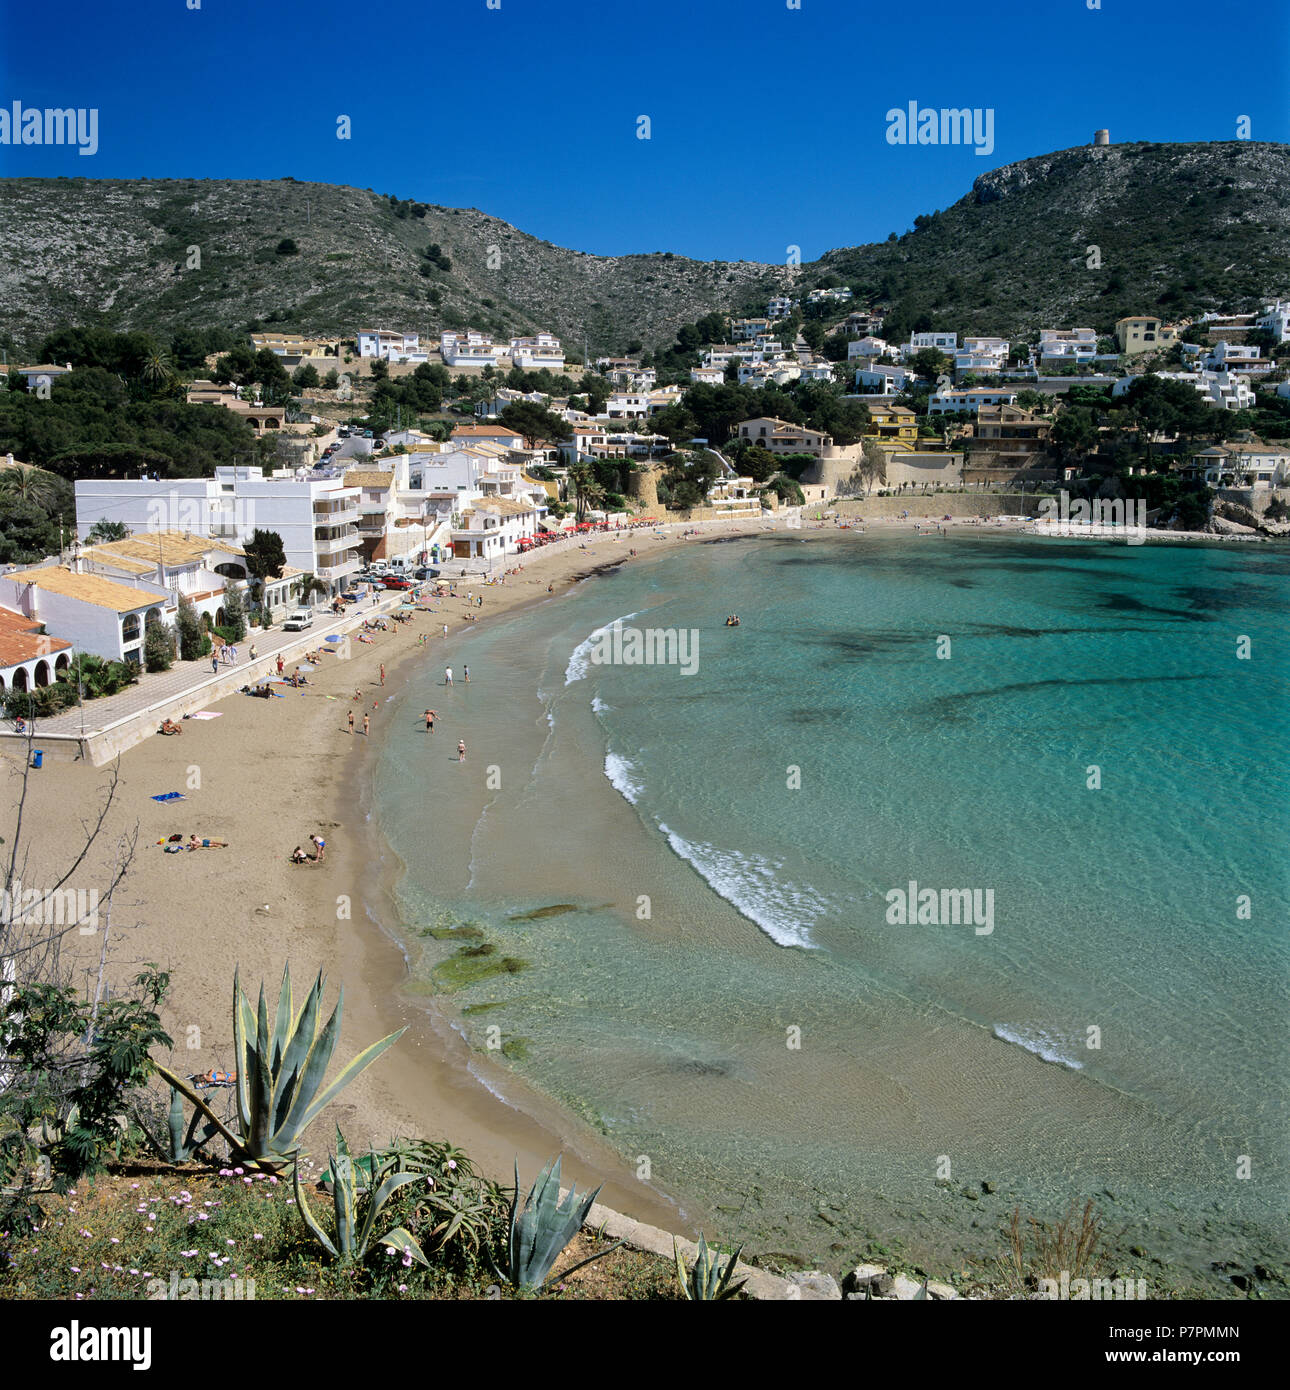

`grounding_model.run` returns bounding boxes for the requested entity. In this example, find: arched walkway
[13,667,29,692]
[34,660,50,688]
